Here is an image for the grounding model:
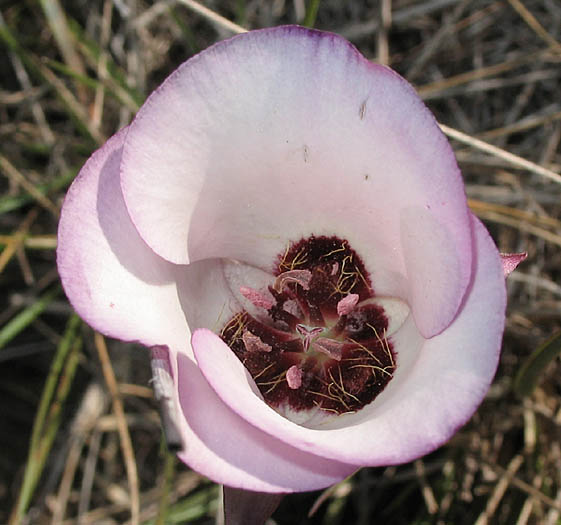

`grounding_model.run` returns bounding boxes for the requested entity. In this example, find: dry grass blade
[38,0,88,102]
[417,50,551,99]
[7,47,55,145]
[472,208,561,248]
[507,0,561,54]
[176,0,247,34]
[69,35,141,113]
[440,123,561,185]
[377,0,392,65]
[468,199,561,230]
[477,110,561,141]
[36,60,105,145]
[406,0,471,80]
[0,154,60,217]
[0,208,39,275]
[482,459,561,513]
[94,333,140,525]
[91,0,114,128]
[50,383,106,523]
[414,460,438,515]
[0,13,104,145]
[507,272,561,297]
[308,475,354,517]
[2,235,57,250]
[475,455,525,525]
